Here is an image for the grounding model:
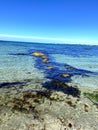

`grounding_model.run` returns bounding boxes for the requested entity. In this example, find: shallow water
[0,41,45,82]
[0,41,98,88]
